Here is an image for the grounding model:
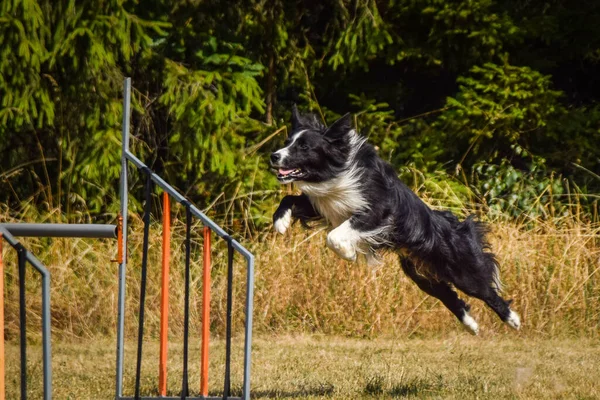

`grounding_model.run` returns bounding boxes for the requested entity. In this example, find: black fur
[270,107,519,332]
